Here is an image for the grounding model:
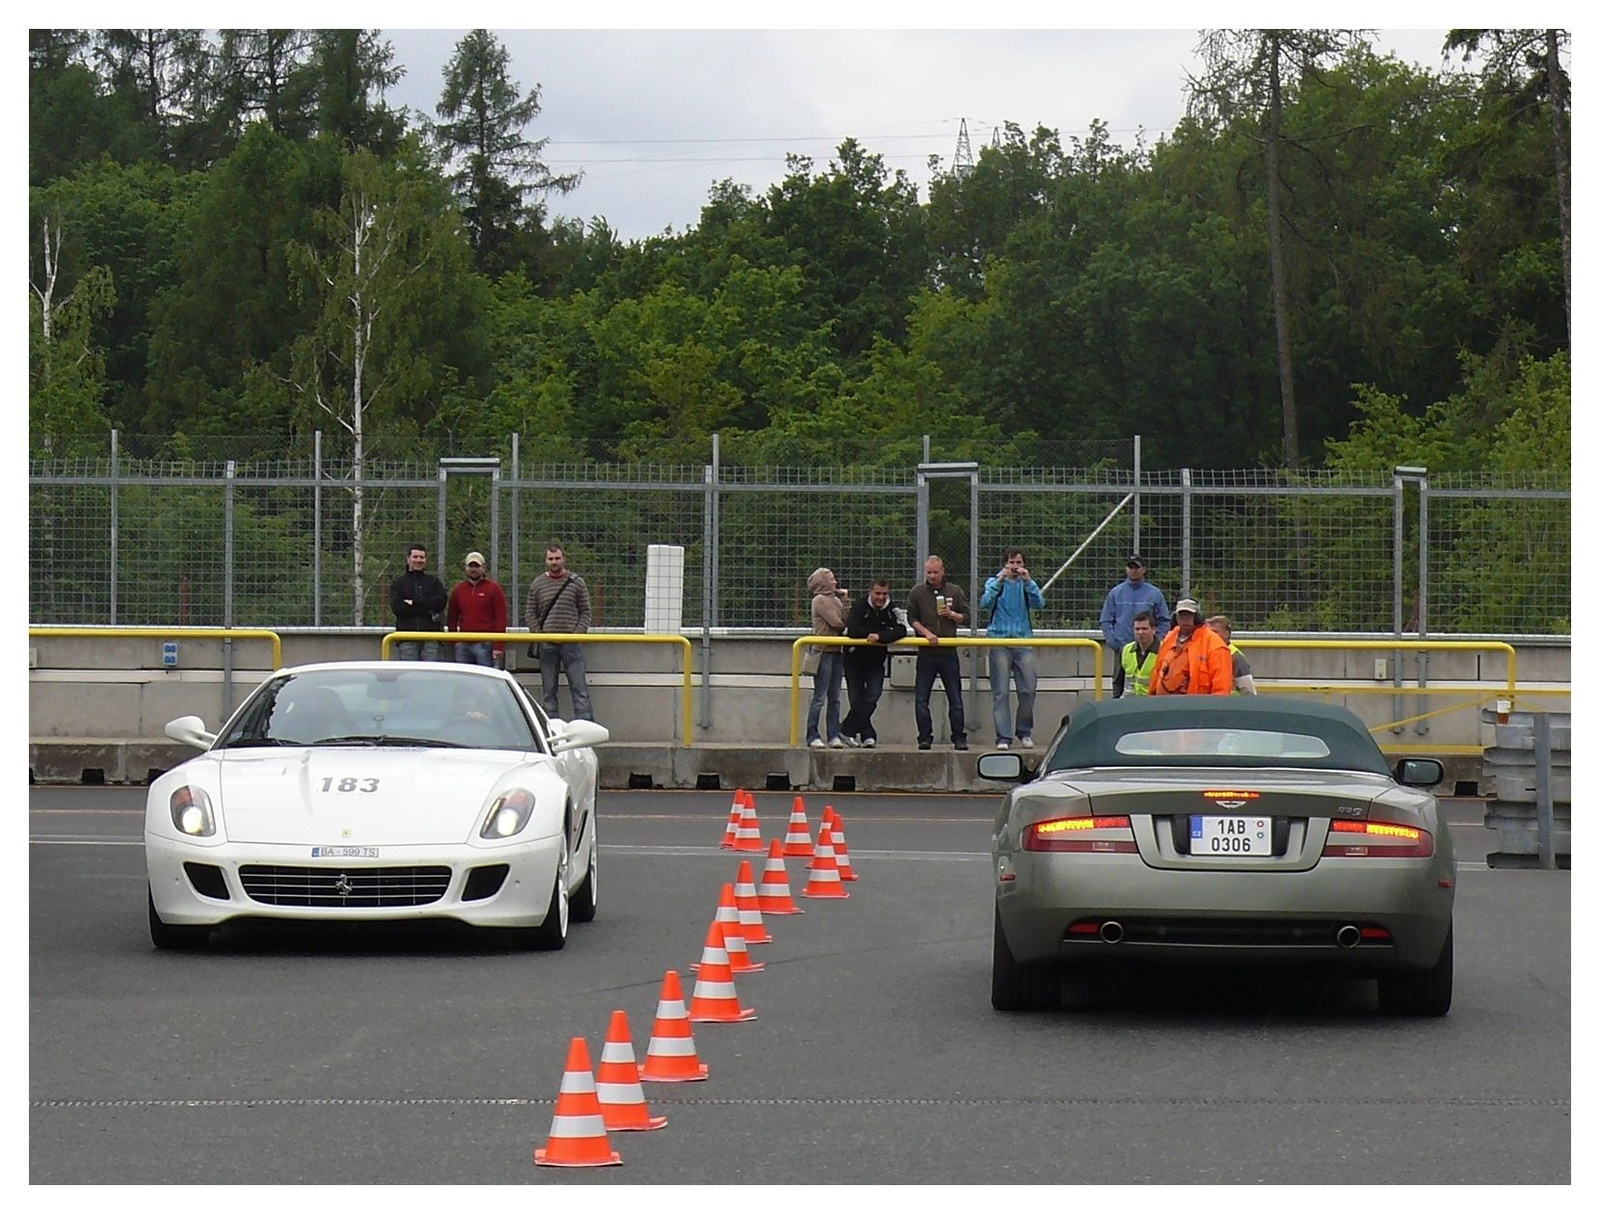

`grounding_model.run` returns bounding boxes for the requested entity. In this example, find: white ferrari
[145,662,608,950]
